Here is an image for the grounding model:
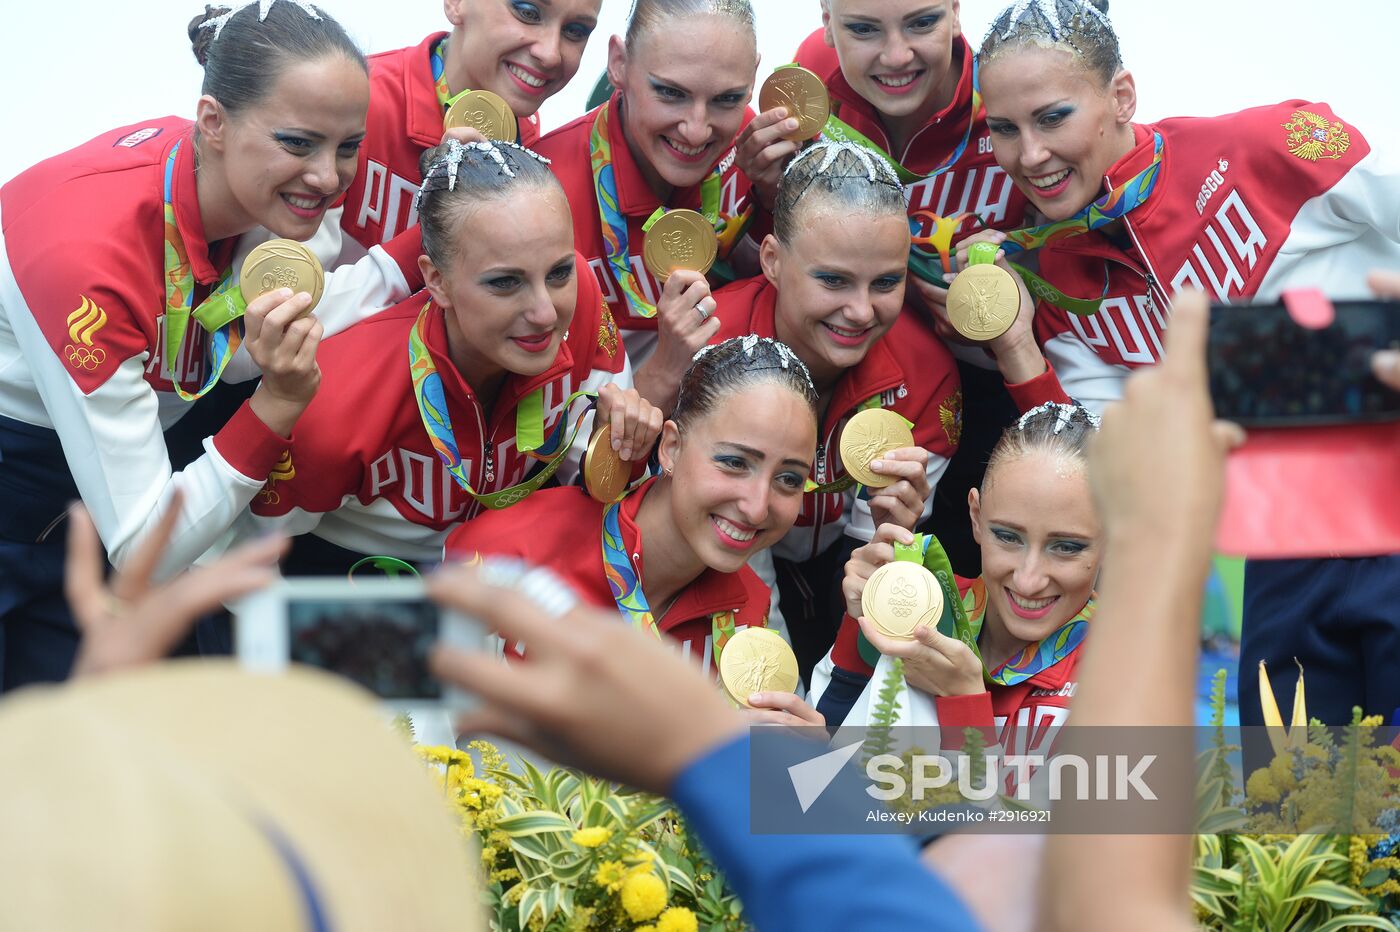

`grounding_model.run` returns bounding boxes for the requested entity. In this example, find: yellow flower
[620,872,667,921]
[594,860,627,892]
[634,927,656,932]
[654,906,698,932]
[1245,767,1280,805]
[572,826,612,848]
